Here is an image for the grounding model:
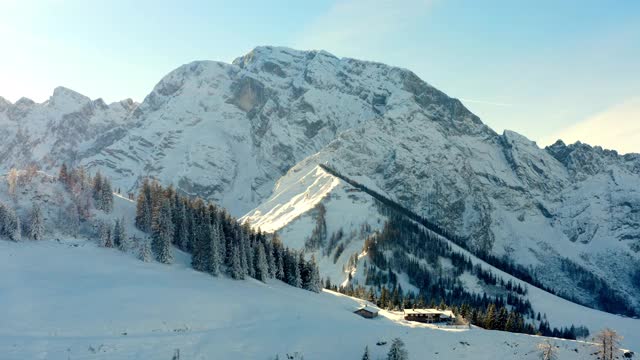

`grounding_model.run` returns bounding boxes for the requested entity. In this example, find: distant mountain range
[1,46,638,316]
